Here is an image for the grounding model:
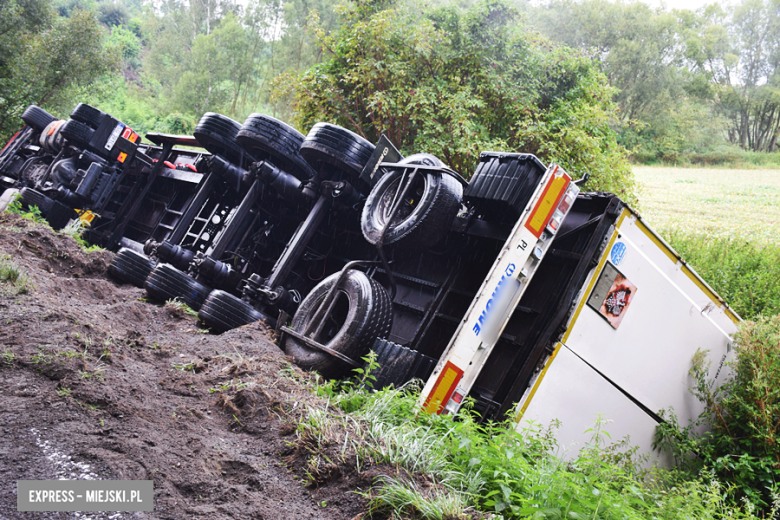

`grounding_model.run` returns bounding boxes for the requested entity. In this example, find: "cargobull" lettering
[472,263,516,336]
